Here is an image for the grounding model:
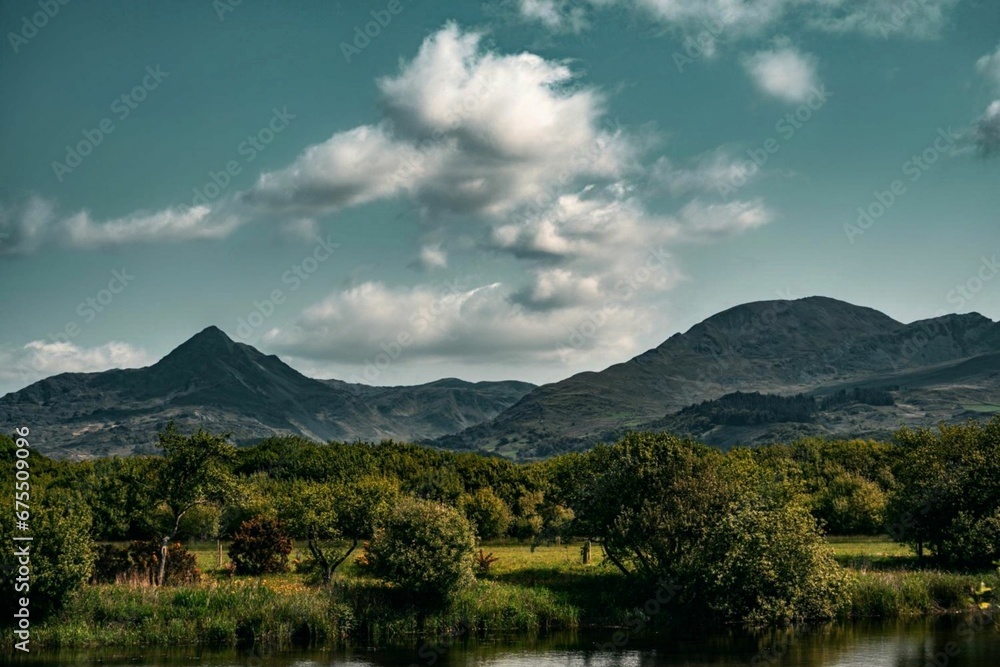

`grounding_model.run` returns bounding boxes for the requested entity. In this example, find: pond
[11,616,1000,666]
